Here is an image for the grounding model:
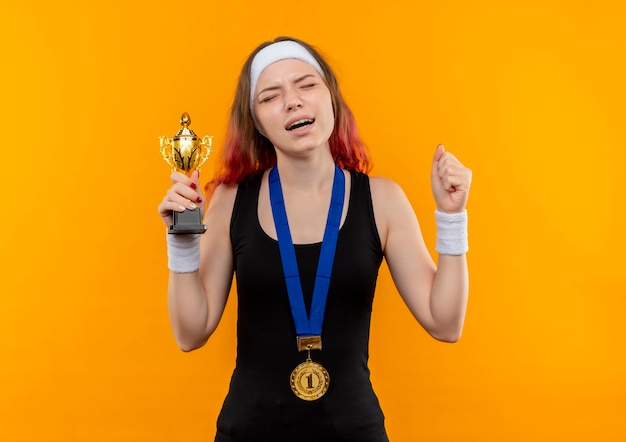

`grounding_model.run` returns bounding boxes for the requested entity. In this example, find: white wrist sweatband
[166,234,201,273]
[435,210,468,255]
